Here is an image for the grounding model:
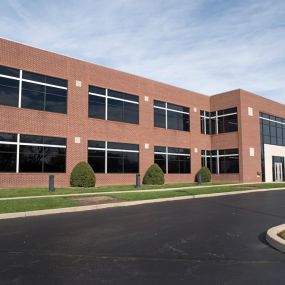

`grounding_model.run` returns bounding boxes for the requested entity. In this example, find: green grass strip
[0,197,78,214]
[278,230,285,240]
[108,184,285,201]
